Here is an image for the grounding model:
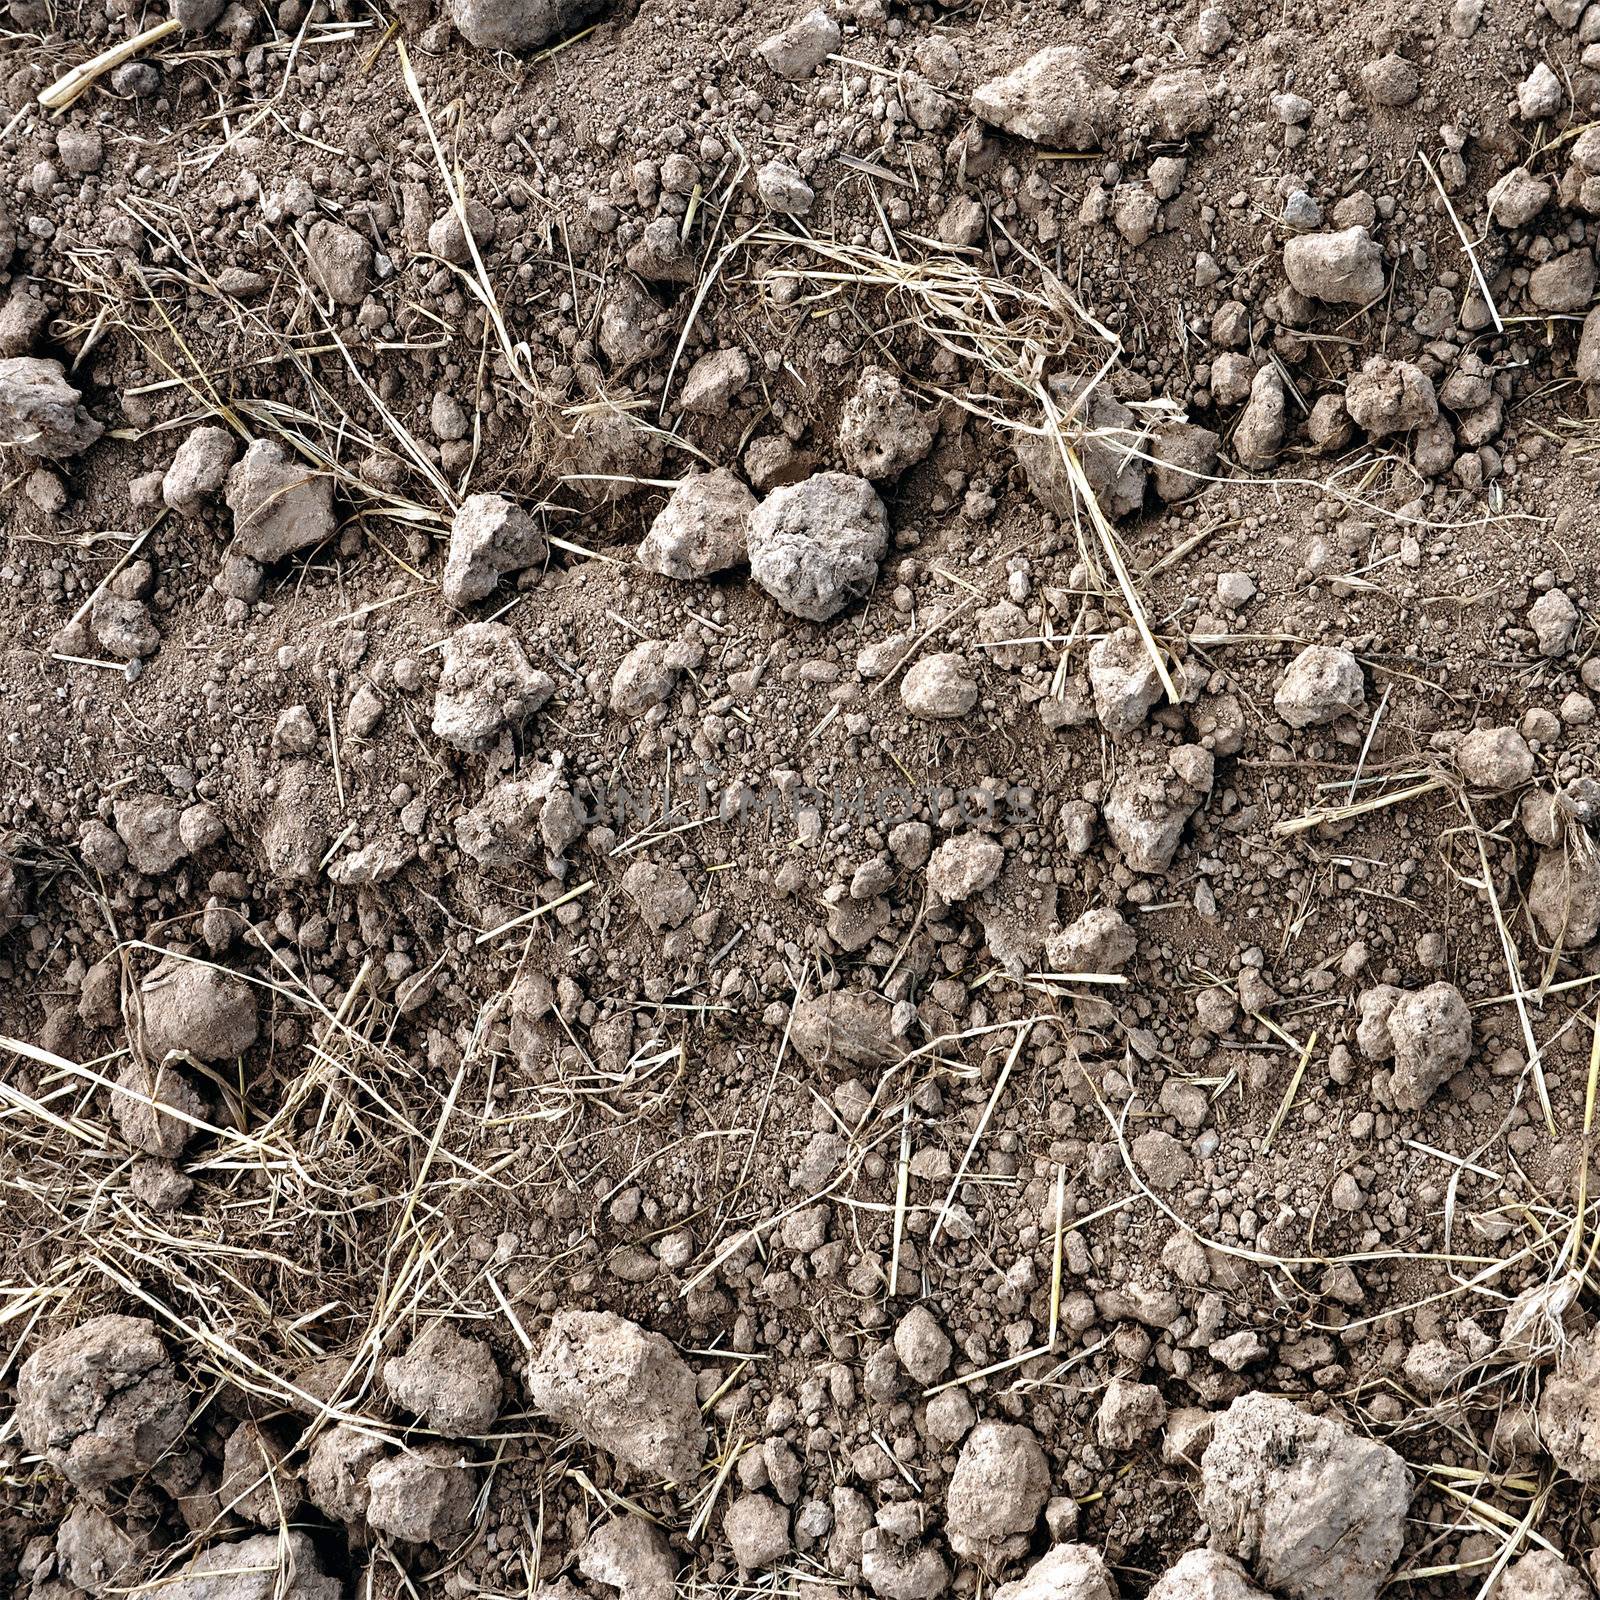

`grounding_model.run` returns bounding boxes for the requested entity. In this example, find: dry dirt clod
[526,1309,706,1481]
[756,7,840,79]
[162,425,239,516]
[1103,744,1214,873]
[580,1514,677,1600]
[0,356,103,458]
[970,47,1118,148]
[1282,227,1385,305]
[1274,644,1365,728]
[1147,1549,1270,1599]
[1088,625,1163,735]
[305,1422,387,1524]
[926,832,1004,903]
[790,989,899,1069]
[944,1420,1049,1567]
[1529,844,1600,946]
[432,622,556,752]
[991,1543,1116,1600]
[1456,725,1535,789]
[1536,1329,1600,1480]
[1200,1392,1412,1600]
[219,1419,303,1526]
[1344,358,1438,436]
[901,653,978,719]
[1498,1550,1593,1599]
[839,366,935,482]
[442,493,547,608]
[725,1491,792,1568]
[155,1532,341,1600]
[55,1503,154,1596]
[365,1442,477,1545]
[383,1321,504,1436]
[225,440,336,564]
[748,472,890,622]
[17,1315,189,1488]
[137,956,259,1061]
[449,0,598,51]
[638,469,754,579]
